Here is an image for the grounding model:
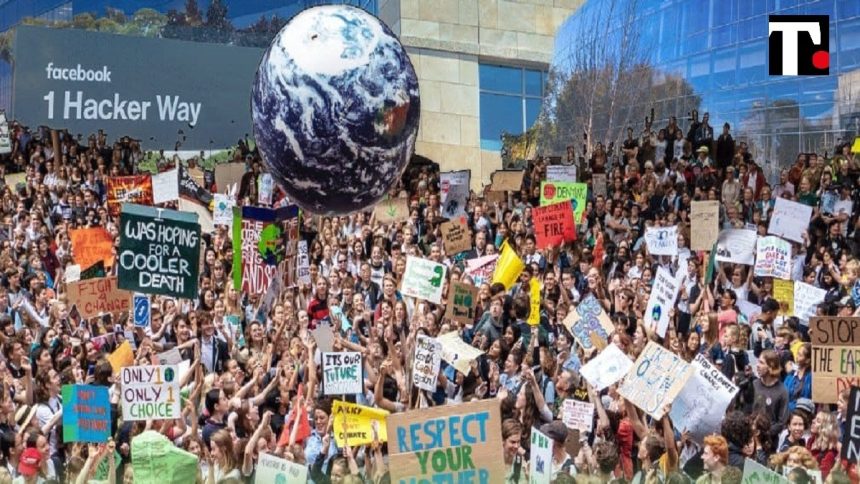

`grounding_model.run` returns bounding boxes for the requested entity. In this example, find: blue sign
[62,384,111,443]
[133,294,150,328]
